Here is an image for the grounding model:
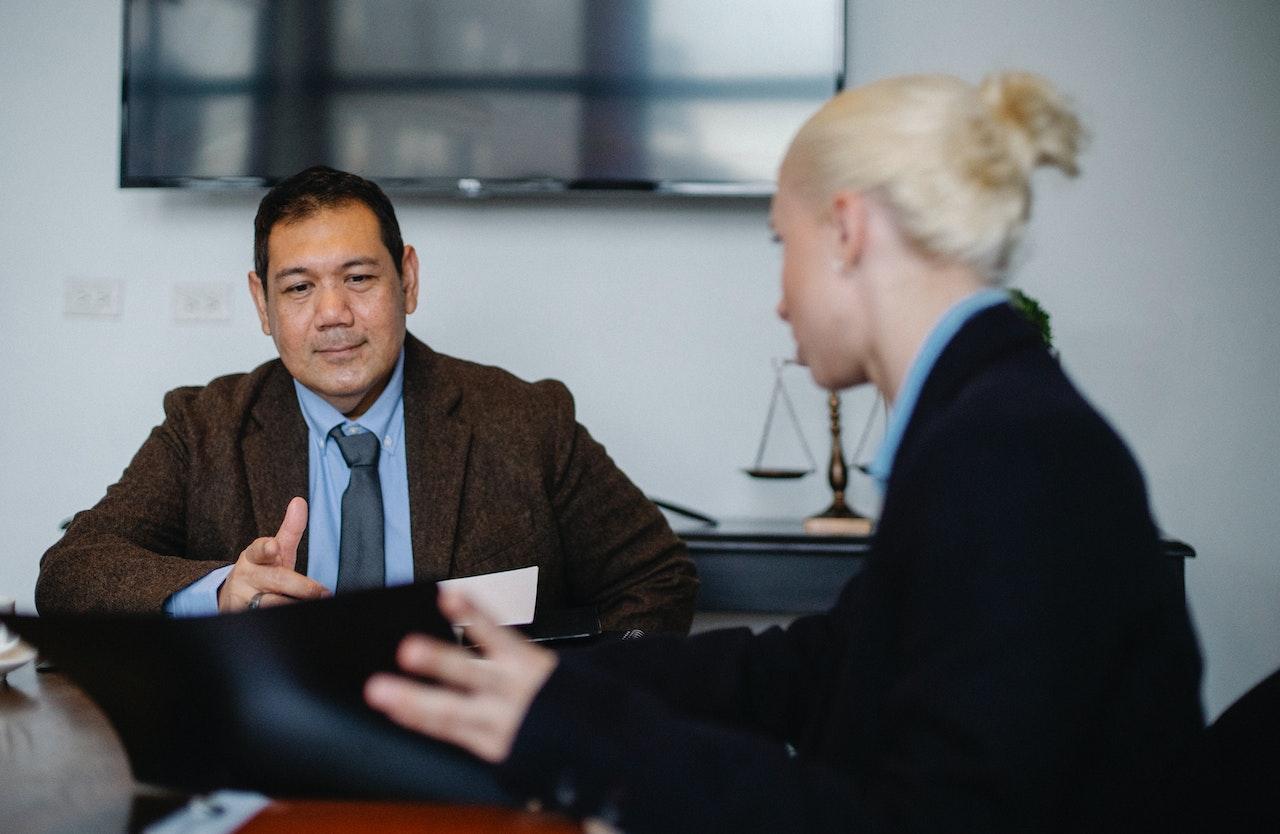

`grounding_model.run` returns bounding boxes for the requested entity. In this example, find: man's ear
[400,244,421,316]
[830,190,867,272]
[247,271,271,336]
